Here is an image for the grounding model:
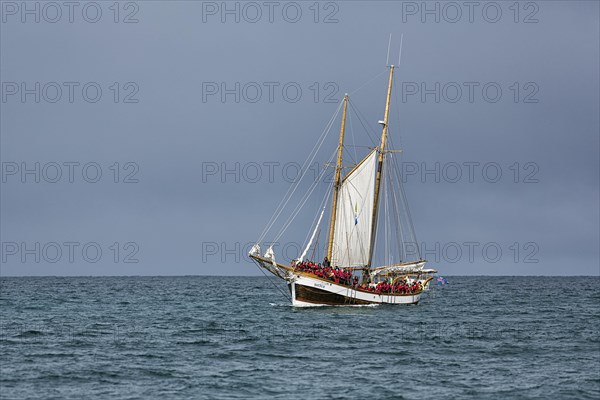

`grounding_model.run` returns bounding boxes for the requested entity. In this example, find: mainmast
[326,94,349,261]
[367,65,395,269]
